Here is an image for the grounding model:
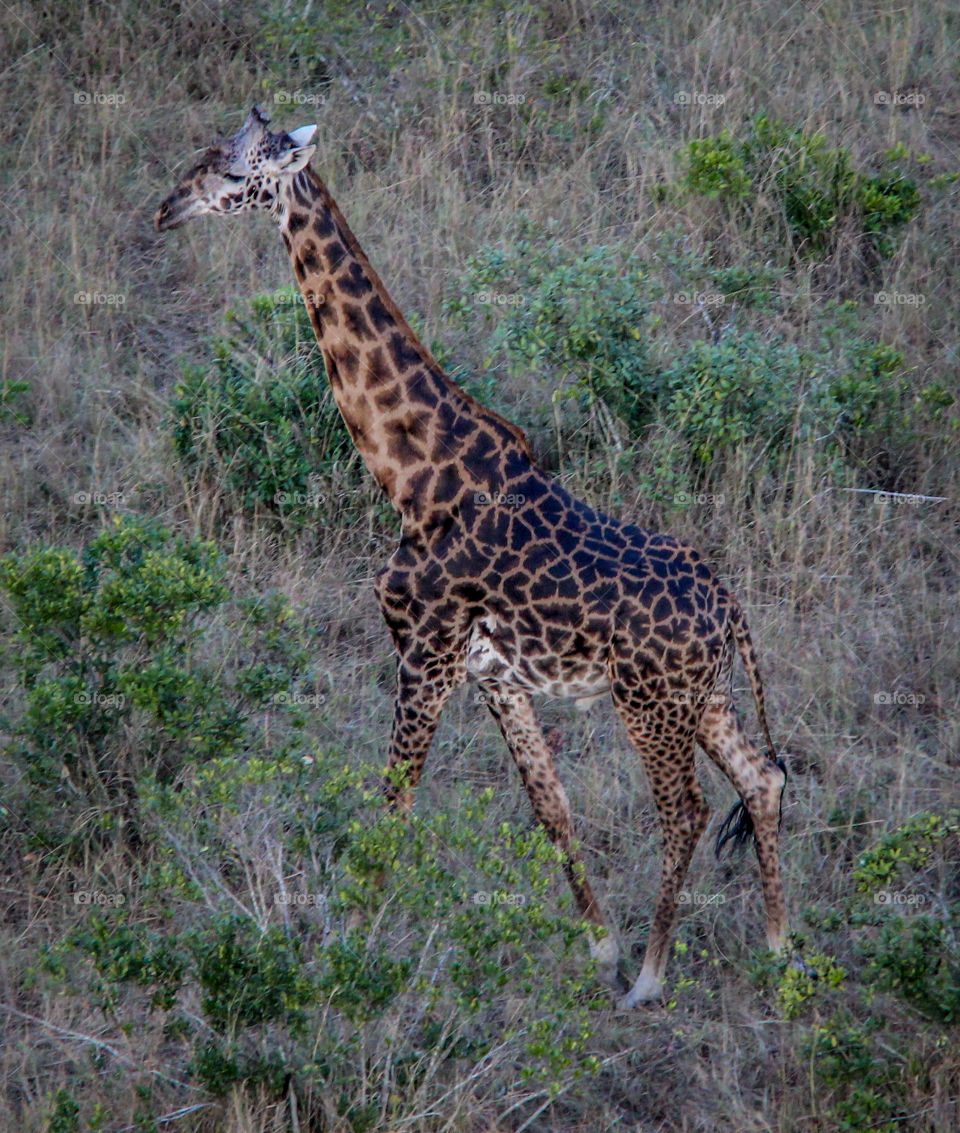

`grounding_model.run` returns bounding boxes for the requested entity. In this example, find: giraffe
[156,107,792,1007]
